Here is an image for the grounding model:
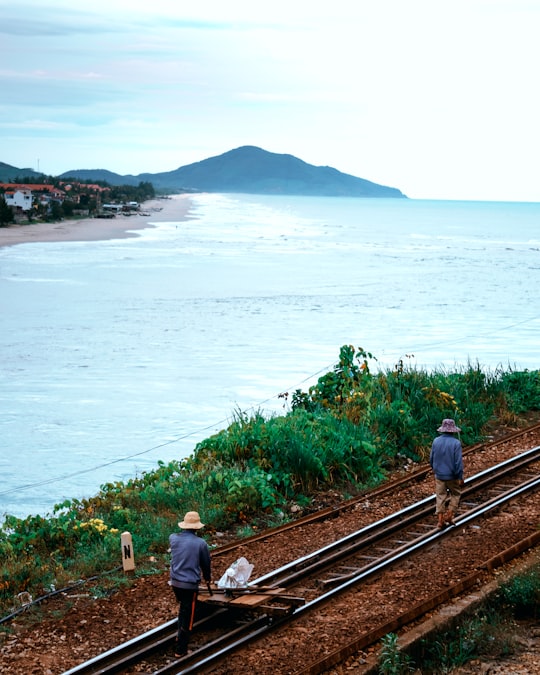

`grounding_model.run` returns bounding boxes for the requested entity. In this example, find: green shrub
[500,369,540,413]
[1,345,538,618]
[415,569,540,672]
[498,565,540,617]
[378,632,415,674]
[417,609,517,673]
